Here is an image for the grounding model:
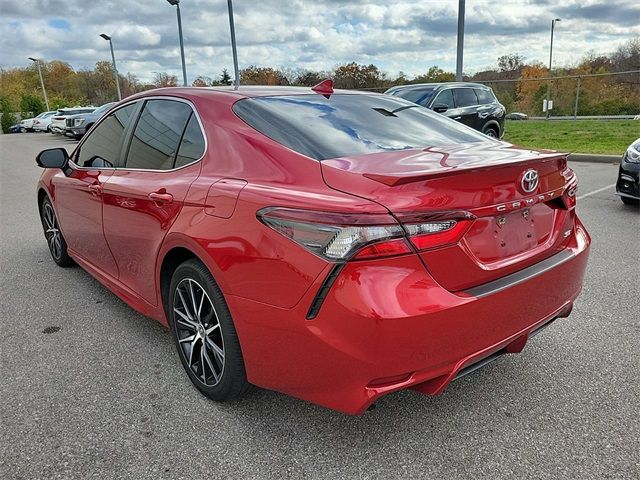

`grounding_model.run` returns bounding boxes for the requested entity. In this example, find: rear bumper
[227,219,590,414]
[65,126,86,137]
